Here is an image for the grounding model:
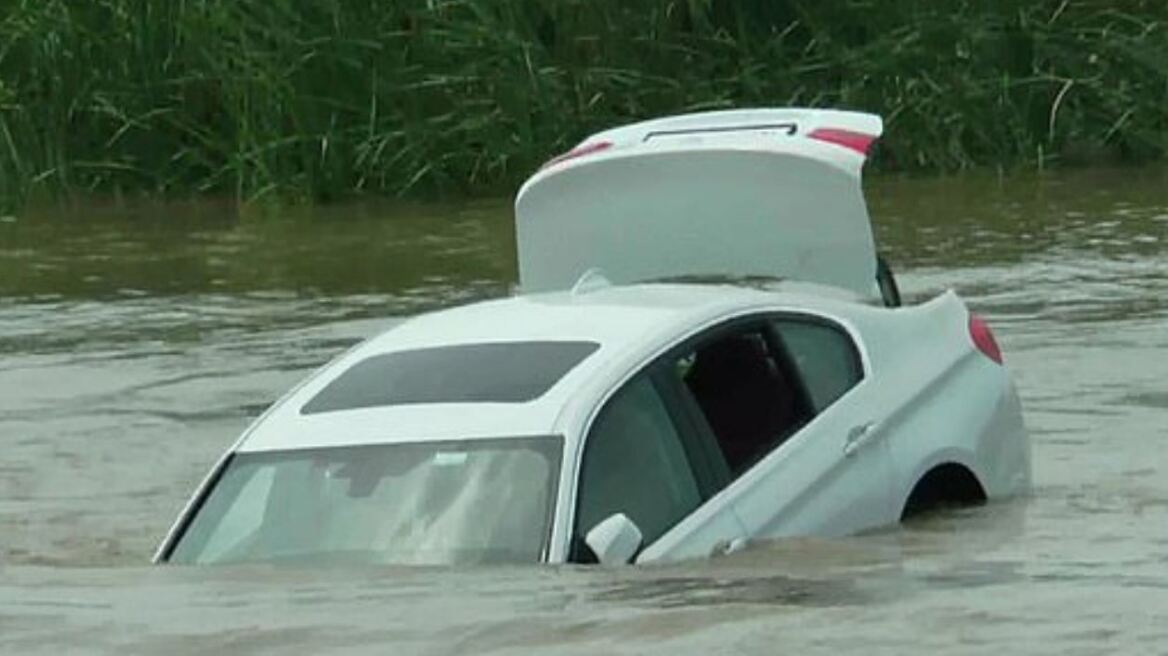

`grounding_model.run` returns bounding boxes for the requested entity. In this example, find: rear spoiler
[536,108,882,177]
